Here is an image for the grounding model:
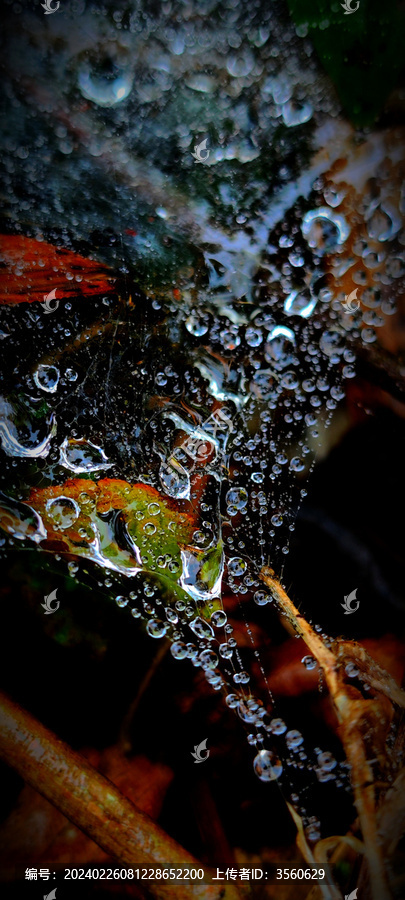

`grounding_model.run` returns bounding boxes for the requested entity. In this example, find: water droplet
[0,396,56,458]
[0,491,47,544]
[270,718,287,735]
[254,590,272,606]
[245,326,263,347]
[171,641,188,659]
[146,618,167,638]
[305,824,321,842]
[226,487,248,510]
[199,648,218,669]
[211,609,227,627]
[251,472,264,483]
[46,496,80,530]
[265,326,296,369]
[253,749,283,781]
[166,607,178,624]
[280,370,299,390]
[290,456,304,472]
[323,185,347,208]
[281,100,312,127]
[233,670,250,684]
[159,455,190,501]
[386,257,405,279]
[78,49,134,107]
[317,751,336,771]
[345,661,360,678]
[319,329,345,358]
[219,641,234,658]
[302,655,317,670]
[144,522,157,535]
[286,729,304,749]
[284,289,317,319]
[271,513,283,527]
[302,208,349,253]
[189,616,215,640]
[220,327,241,350]
[367,203,401,242]
[59,438,112,473]
[225,693,240,708]
[33,365,59,394]
[185,313,209,336]
[228,557,246,576]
